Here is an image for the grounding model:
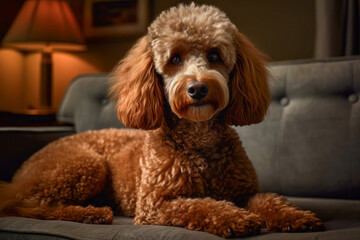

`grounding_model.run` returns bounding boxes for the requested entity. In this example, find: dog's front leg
[247,193,324,232]
[134,196,262,238]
